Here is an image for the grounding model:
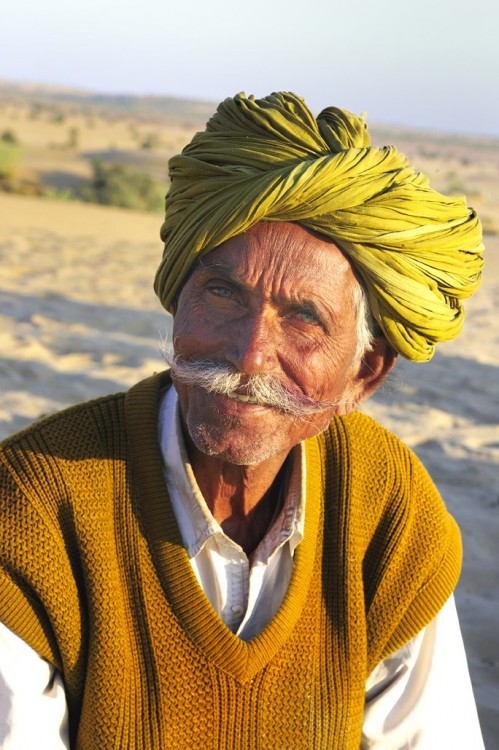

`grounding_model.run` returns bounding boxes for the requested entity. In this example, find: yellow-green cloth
[154,92,484,362]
